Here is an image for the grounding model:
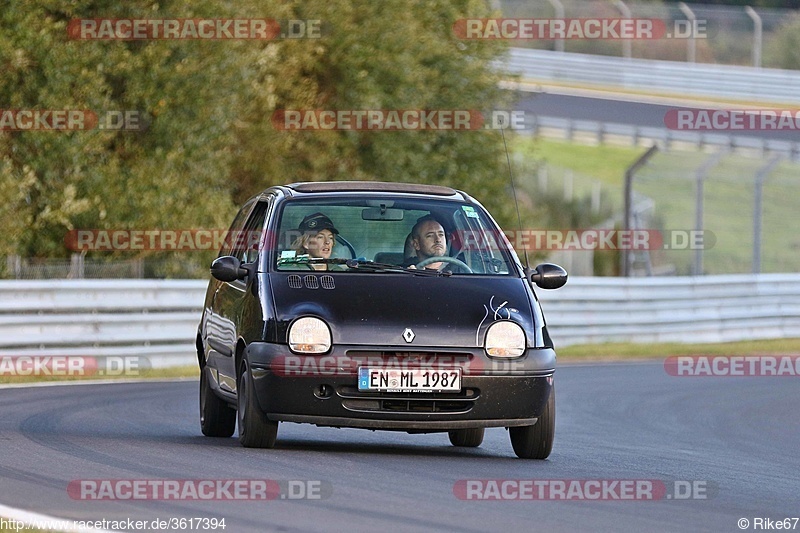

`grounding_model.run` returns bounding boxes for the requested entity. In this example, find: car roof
[277,181,468,199]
